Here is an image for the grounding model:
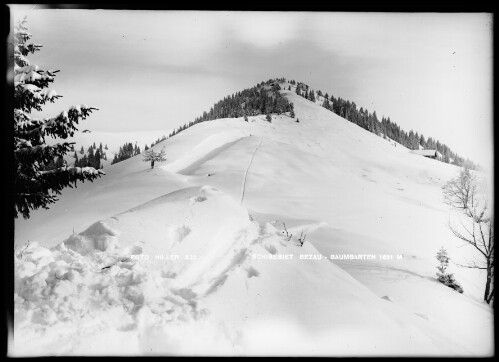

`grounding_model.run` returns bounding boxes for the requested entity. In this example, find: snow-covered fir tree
[14,17,104,219]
